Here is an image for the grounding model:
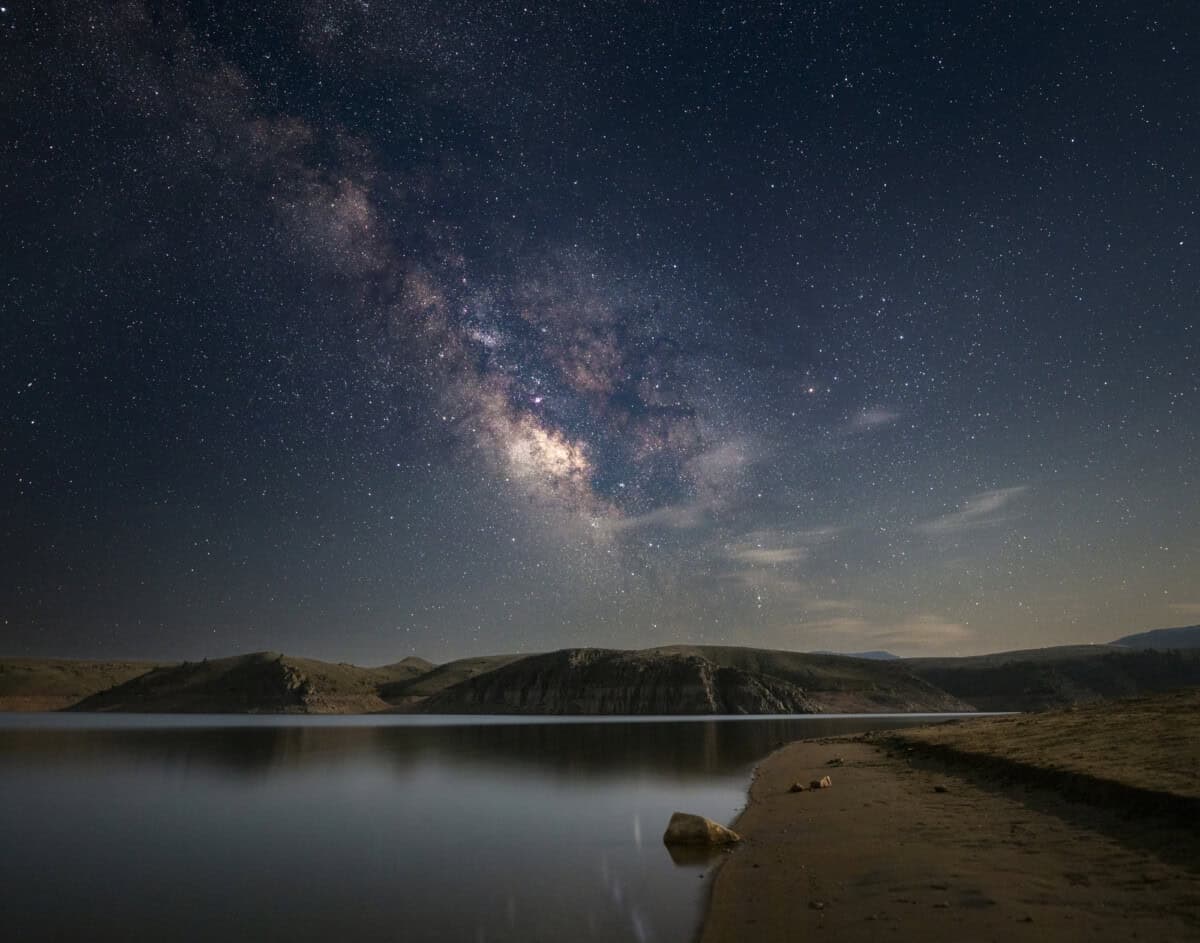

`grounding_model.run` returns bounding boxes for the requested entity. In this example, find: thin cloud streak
[847,407,901,432]
[728,546,809,565]
[914,486,1029,535]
